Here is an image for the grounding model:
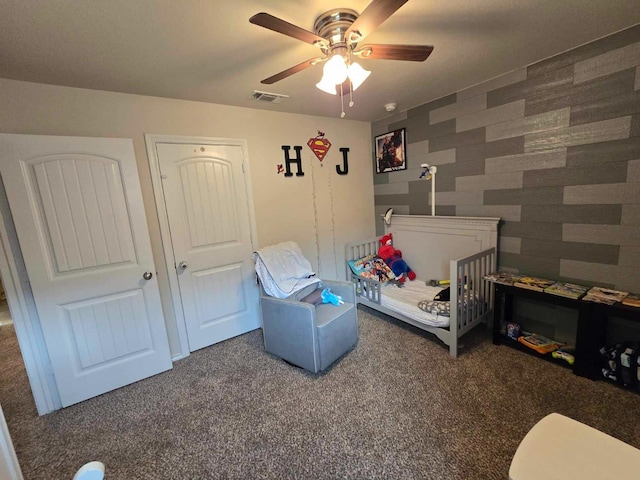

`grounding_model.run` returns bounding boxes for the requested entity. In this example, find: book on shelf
[543,282,589,300]
[483,271,524,285]
[517,333,562,354]
[621,293,640,307]
[513,276,555,292]
[582,286,628,305]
